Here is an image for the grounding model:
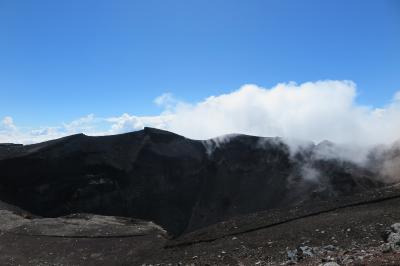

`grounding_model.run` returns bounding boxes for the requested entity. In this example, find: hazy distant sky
[0,0,399,143]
